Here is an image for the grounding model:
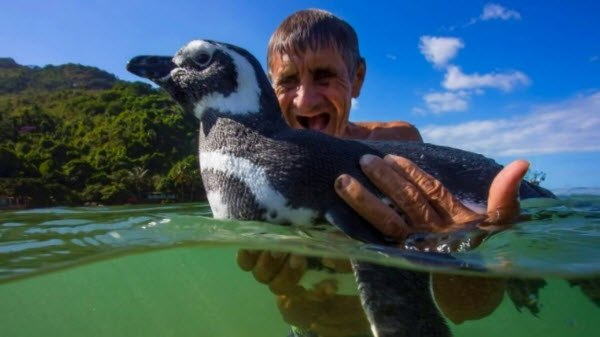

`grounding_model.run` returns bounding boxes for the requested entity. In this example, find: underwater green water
[1,195,599,336]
